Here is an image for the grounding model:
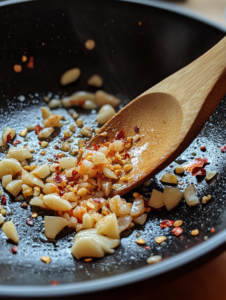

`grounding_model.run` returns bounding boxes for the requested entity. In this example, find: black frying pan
[0,0,226,297]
